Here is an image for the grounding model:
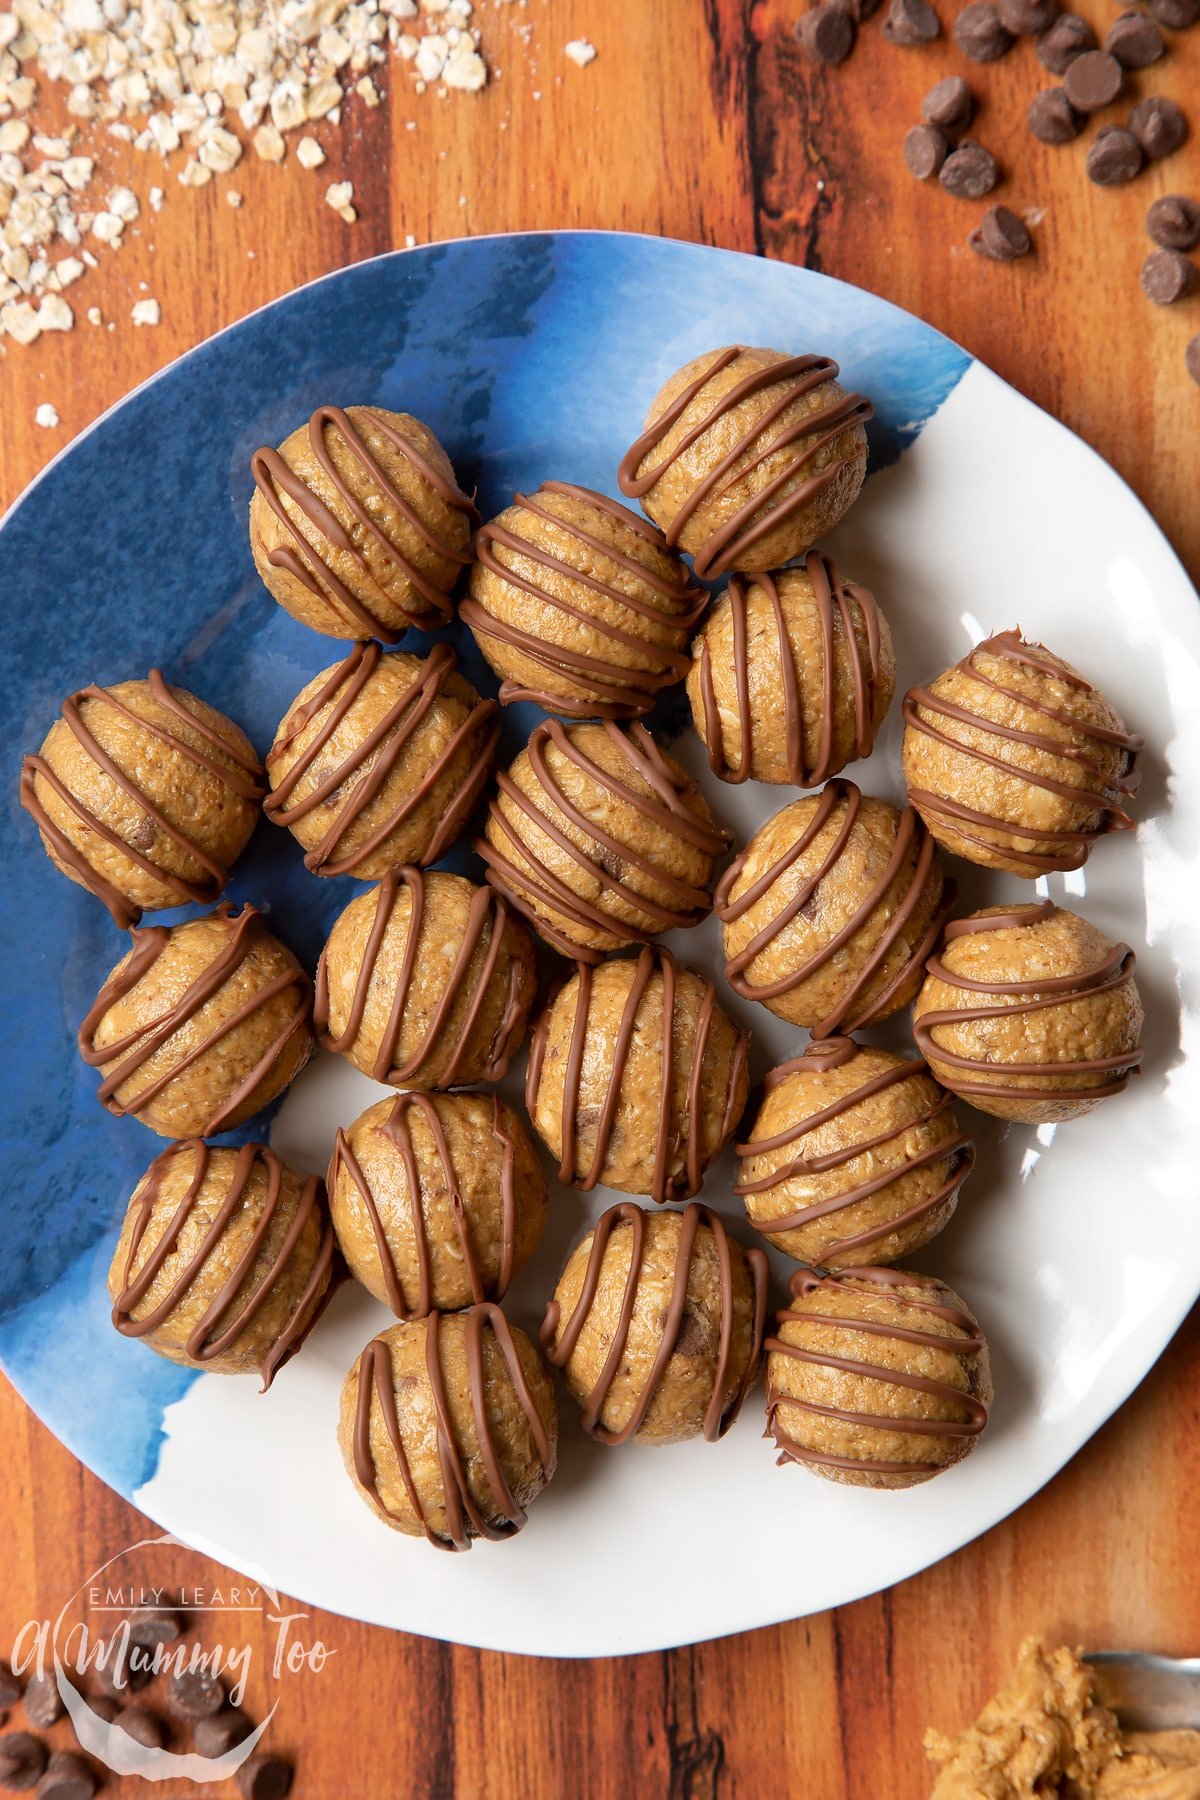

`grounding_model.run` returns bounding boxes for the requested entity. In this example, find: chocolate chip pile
[0,1615,291,1798]
[797,0,1200,384]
